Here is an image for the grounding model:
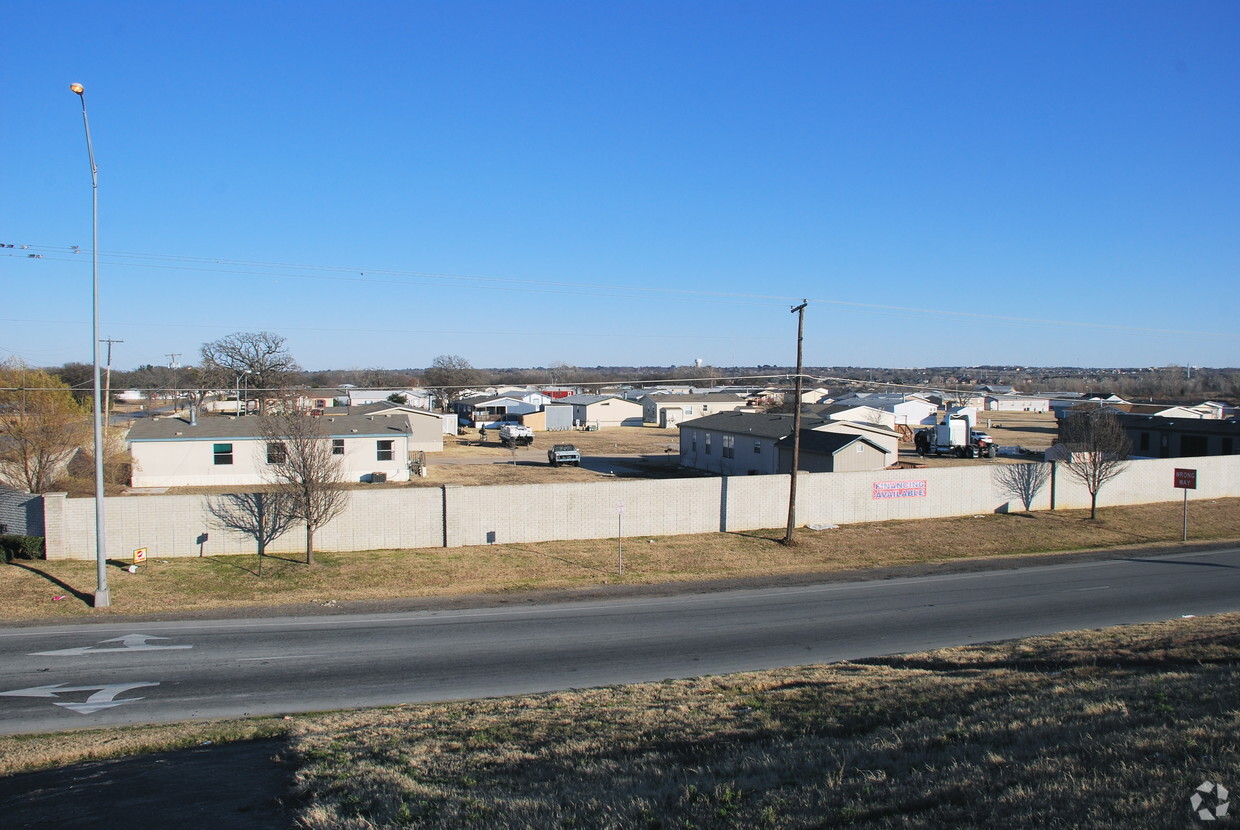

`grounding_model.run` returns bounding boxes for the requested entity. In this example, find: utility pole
[101,338,123,427]
[167,353,180,413]
[783,300,808,547]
